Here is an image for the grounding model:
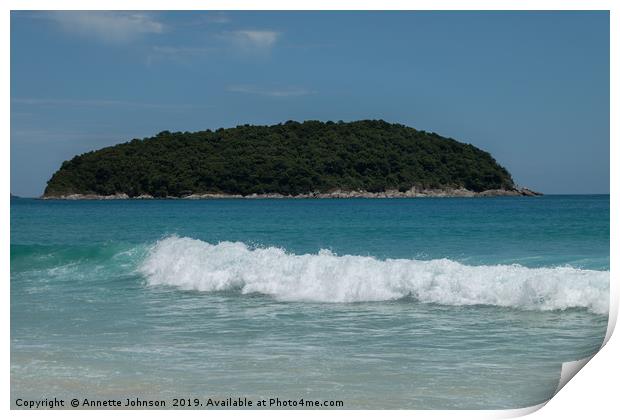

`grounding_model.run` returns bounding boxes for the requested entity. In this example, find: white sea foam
[138,236,609,314]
